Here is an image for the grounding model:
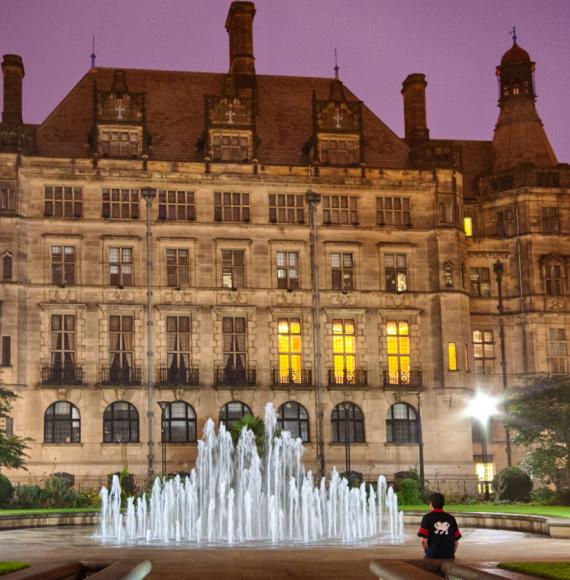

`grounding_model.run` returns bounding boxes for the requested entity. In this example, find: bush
[398,478,421,505]
[0,474,14,507]
[40,476,78,508]
[496,467,533,502]
[530,487,559,505]
[11,484,42,508]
